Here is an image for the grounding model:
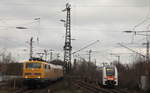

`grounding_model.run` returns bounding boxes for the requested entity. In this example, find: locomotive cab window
[106,67,115,76]
[26,63,41,69]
